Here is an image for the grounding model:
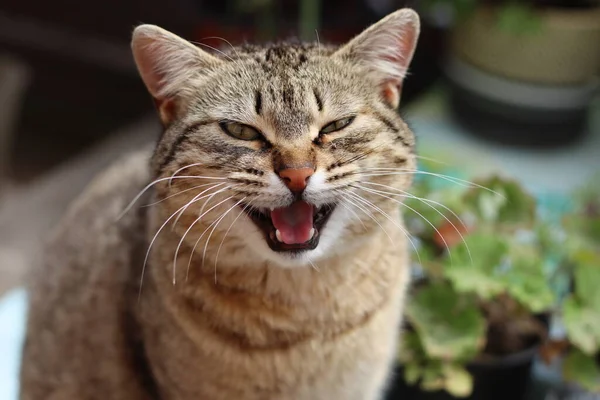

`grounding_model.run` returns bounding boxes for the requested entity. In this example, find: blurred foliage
[407,282,486,360]
[402,166,600,394]
[555,176,600,392]
[401,169,555,396]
